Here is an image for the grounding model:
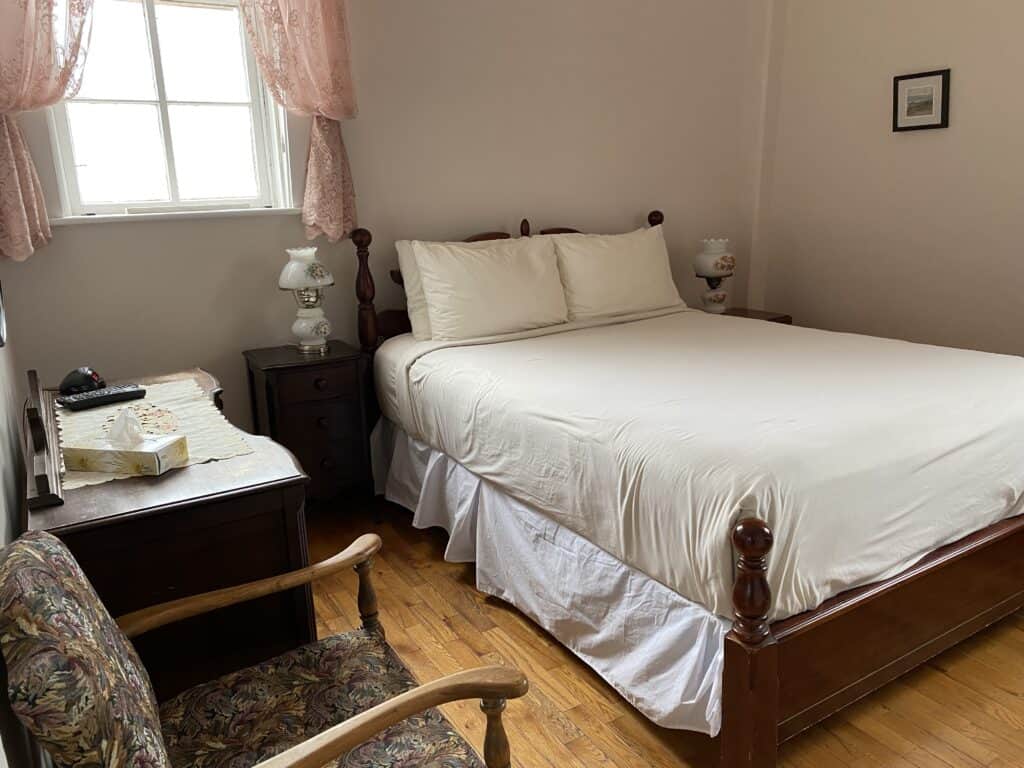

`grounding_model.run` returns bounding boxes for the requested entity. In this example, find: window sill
[50,207,302,227]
